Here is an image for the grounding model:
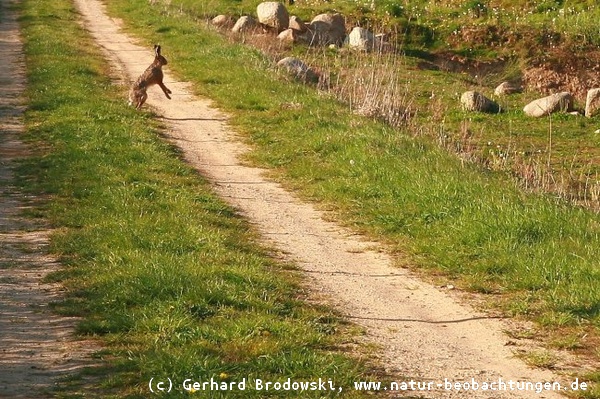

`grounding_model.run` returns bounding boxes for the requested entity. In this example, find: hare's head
[154,44,168,66]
